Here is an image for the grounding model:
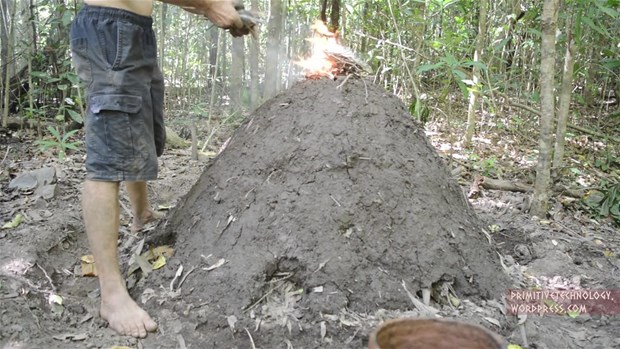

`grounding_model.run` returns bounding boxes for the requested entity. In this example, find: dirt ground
[1,78,619,349]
